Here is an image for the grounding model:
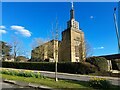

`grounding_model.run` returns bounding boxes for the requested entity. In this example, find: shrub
[1,69,10,75]
[86,57,108,71]
[92,70,111,76]
[89,77,111,89]
[34,72,41,78]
